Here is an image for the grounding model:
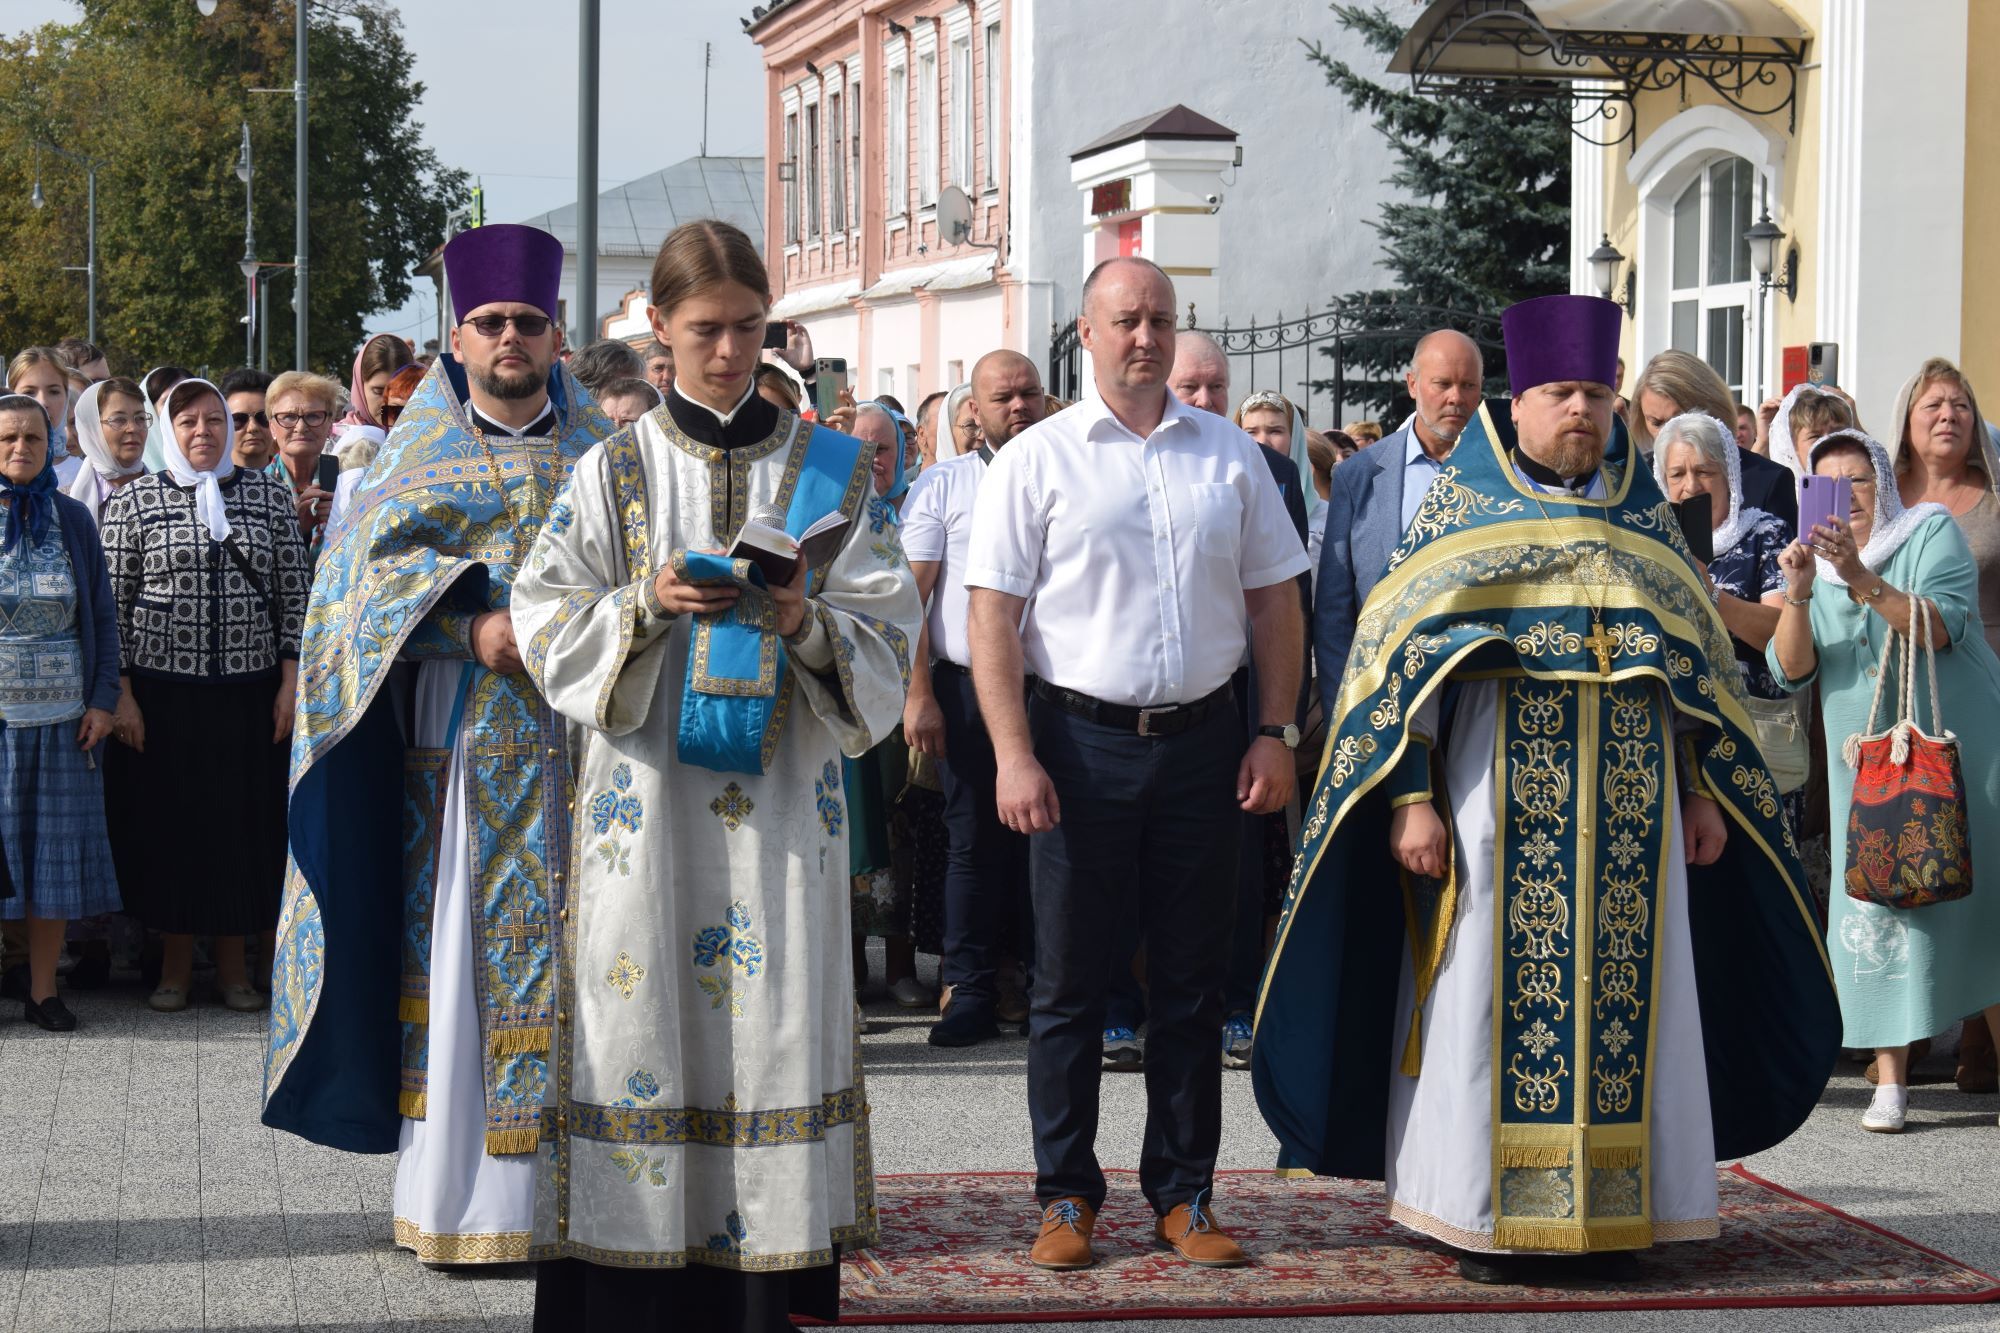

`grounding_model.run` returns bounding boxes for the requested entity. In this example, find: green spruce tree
[1307,4,1572,423]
